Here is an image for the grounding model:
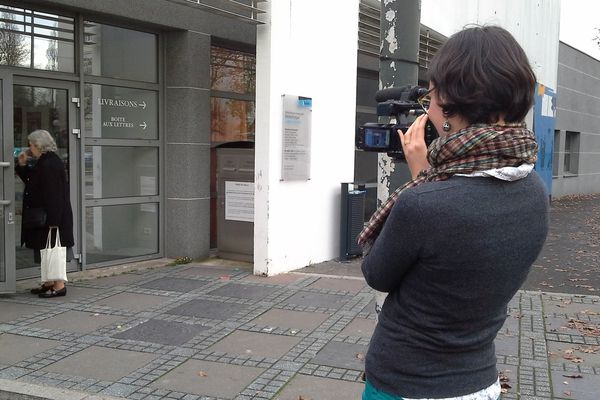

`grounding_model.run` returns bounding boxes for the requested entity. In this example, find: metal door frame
[0,71,15,293]
[12,76,80,281]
